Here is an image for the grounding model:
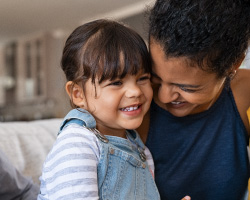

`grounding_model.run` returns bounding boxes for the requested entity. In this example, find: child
[37,19,158,200]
